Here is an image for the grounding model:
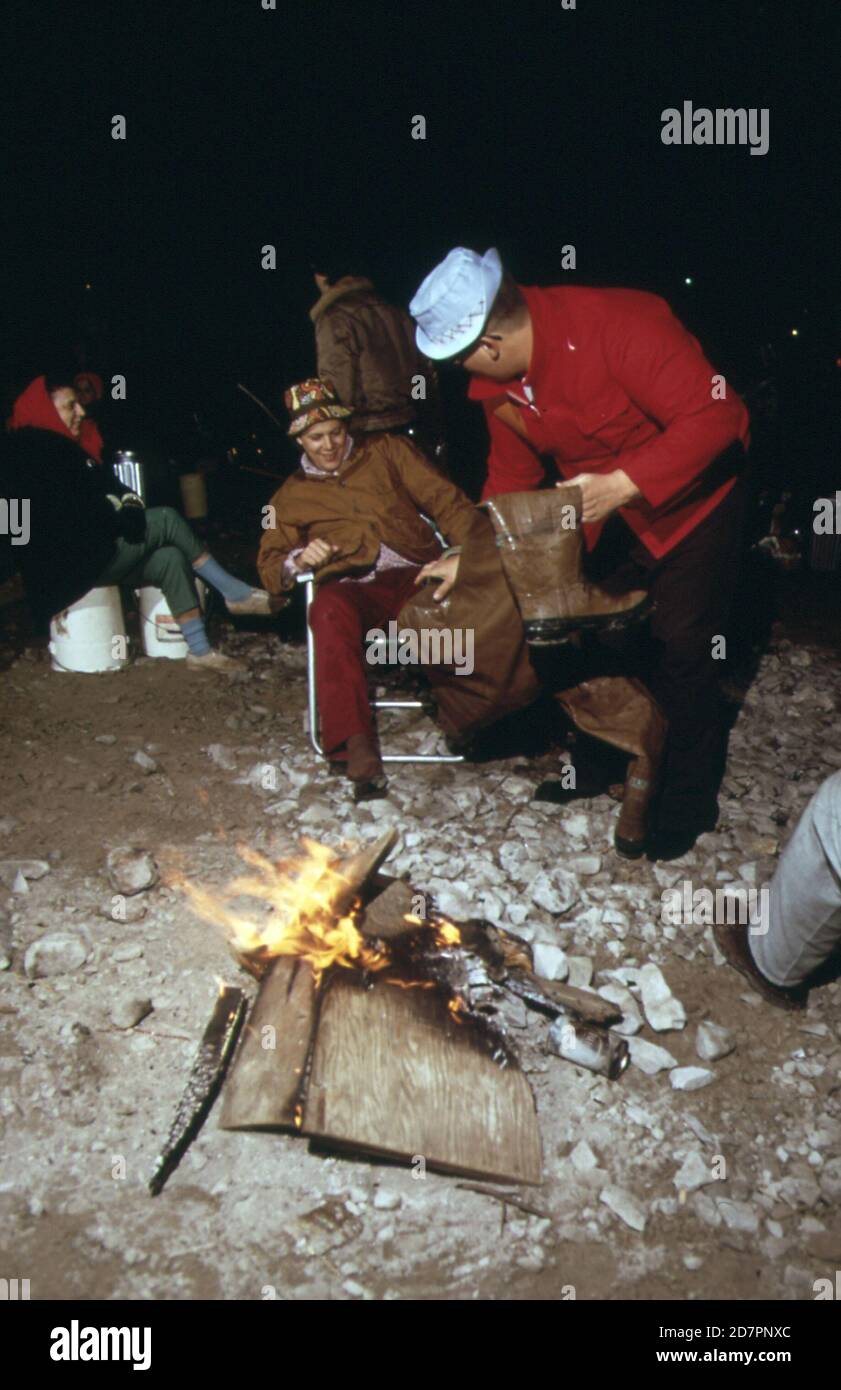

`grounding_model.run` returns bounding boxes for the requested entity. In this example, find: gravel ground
[0,604,840,1302]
